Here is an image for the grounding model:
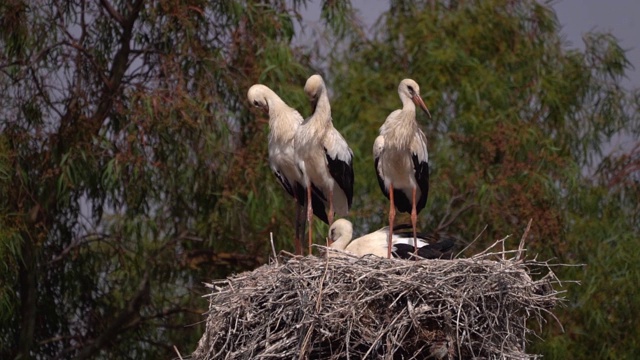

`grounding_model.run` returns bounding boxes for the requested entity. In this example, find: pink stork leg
[328,188,334,227]
[388,183,396,259]
[307,183,314,256]
[411,187,418,255]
